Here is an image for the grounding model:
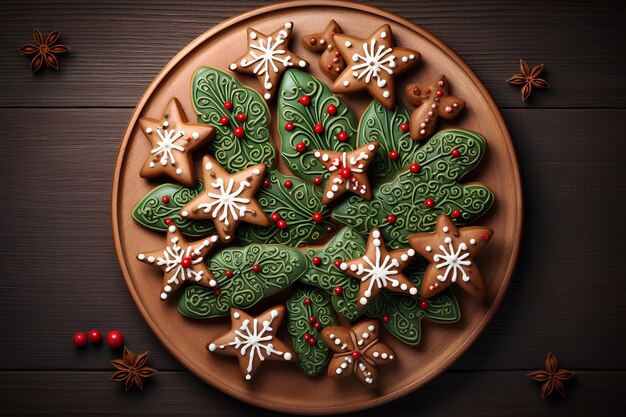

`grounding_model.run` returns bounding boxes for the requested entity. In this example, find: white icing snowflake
[433,237,472,282]
[350,38,396,87]
[198,178,252,225]
[239,28,292,90]
[151,126,185,166]
[157,236,205,285]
